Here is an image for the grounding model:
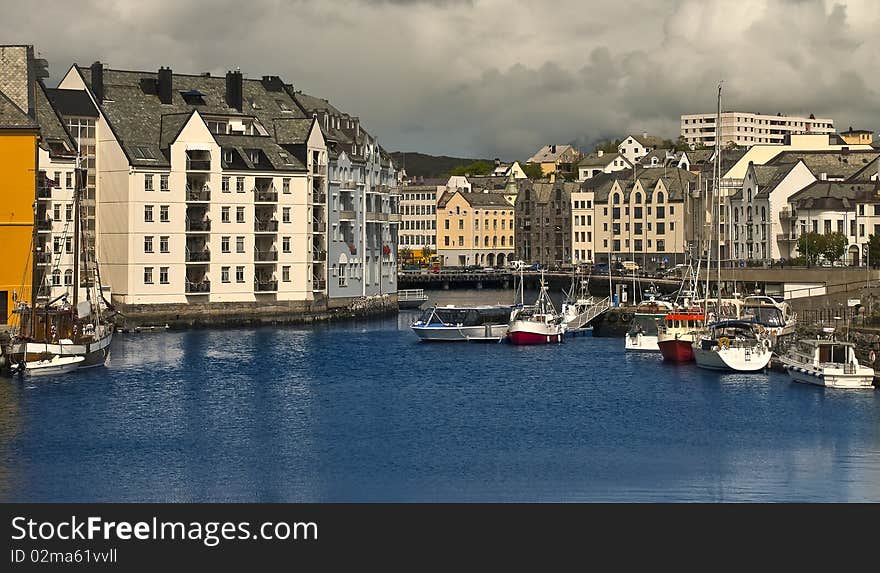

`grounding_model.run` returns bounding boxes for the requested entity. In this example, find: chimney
[597,150,604,158]
[494,158,501,166]
[551,144,556,154]
[820,172,827,181]
[260,75,284,92]
[90,61,104,103]
[157,67,172,104]
[225,69,243,111]
[642,131,648,139]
